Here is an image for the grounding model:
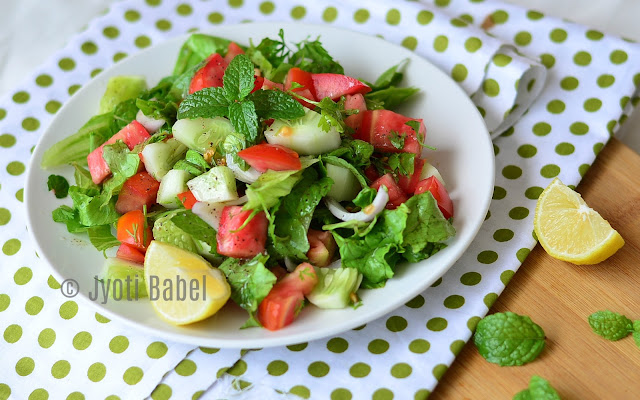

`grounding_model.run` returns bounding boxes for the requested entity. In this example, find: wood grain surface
[431,138,640,400]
